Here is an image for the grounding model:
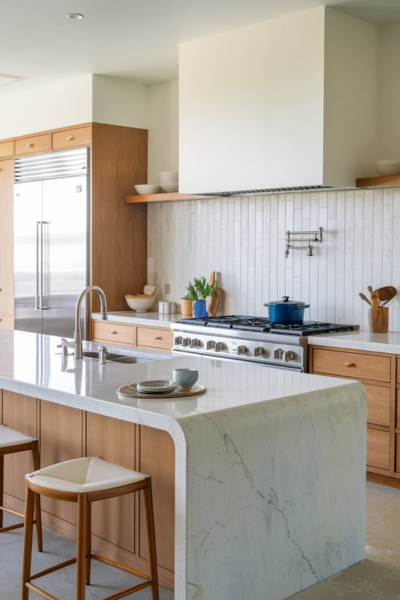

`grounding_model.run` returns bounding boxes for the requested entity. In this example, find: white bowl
[374,160,400,176]
[125,285,158,312]
[161,184,179,193]
[135,185,160,195]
